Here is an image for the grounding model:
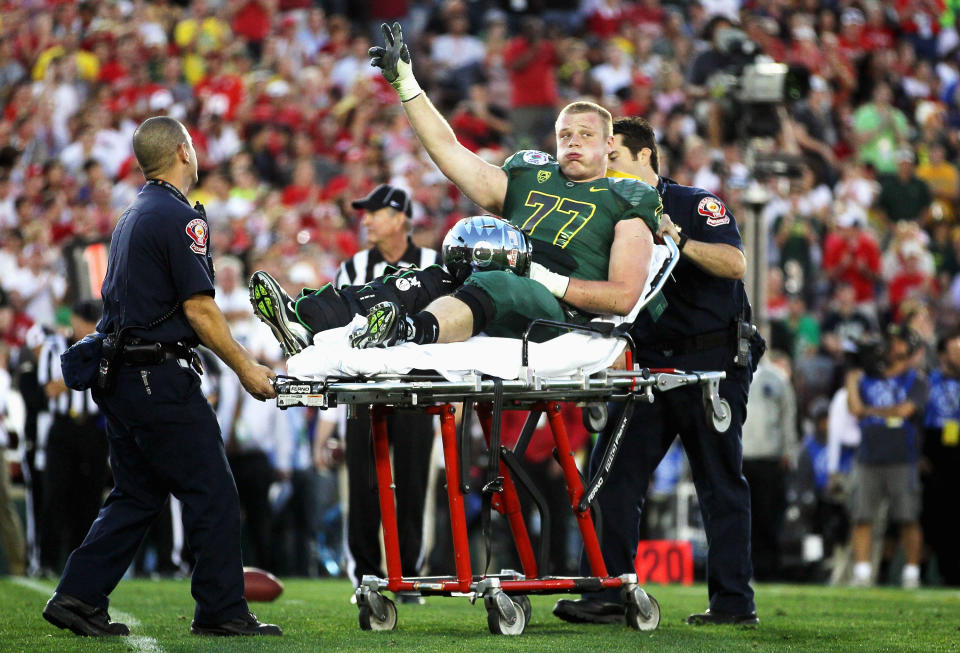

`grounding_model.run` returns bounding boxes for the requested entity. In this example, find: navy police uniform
[56,180,250,625]
[583,178,760,616]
